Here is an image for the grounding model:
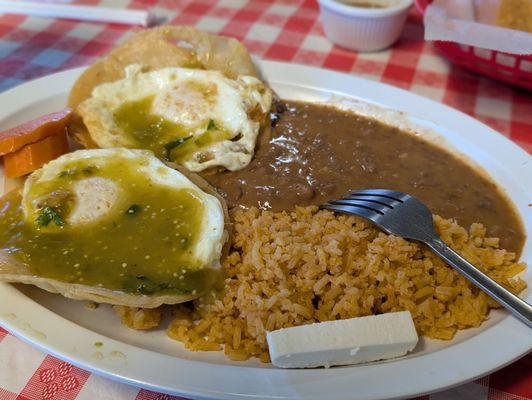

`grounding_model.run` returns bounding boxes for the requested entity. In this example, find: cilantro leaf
[36,206,65,227]
[163,136,192,160]
[58,169,74,178]
[58,165,97,178]
[123,275,172,295]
